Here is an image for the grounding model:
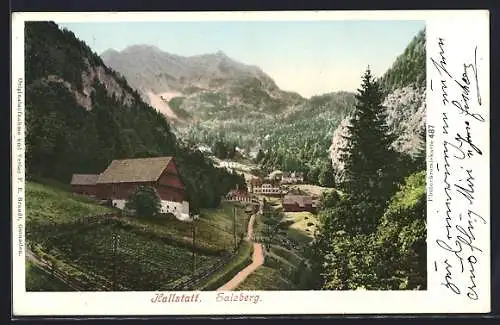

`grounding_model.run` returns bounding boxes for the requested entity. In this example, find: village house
[281,171,304,184]
[249,177,283,196]
[70,174,99,196]
[72,156,190,221]
[282,195,317,213]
